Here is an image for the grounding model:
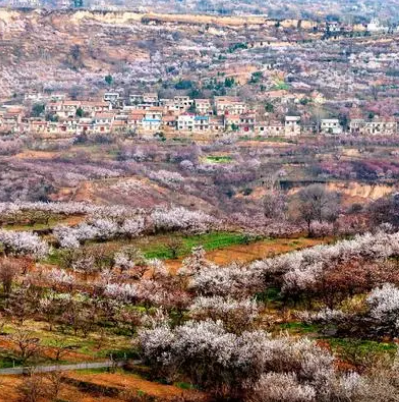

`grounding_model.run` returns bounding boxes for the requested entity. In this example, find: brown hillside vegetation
[0,371,207,402]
